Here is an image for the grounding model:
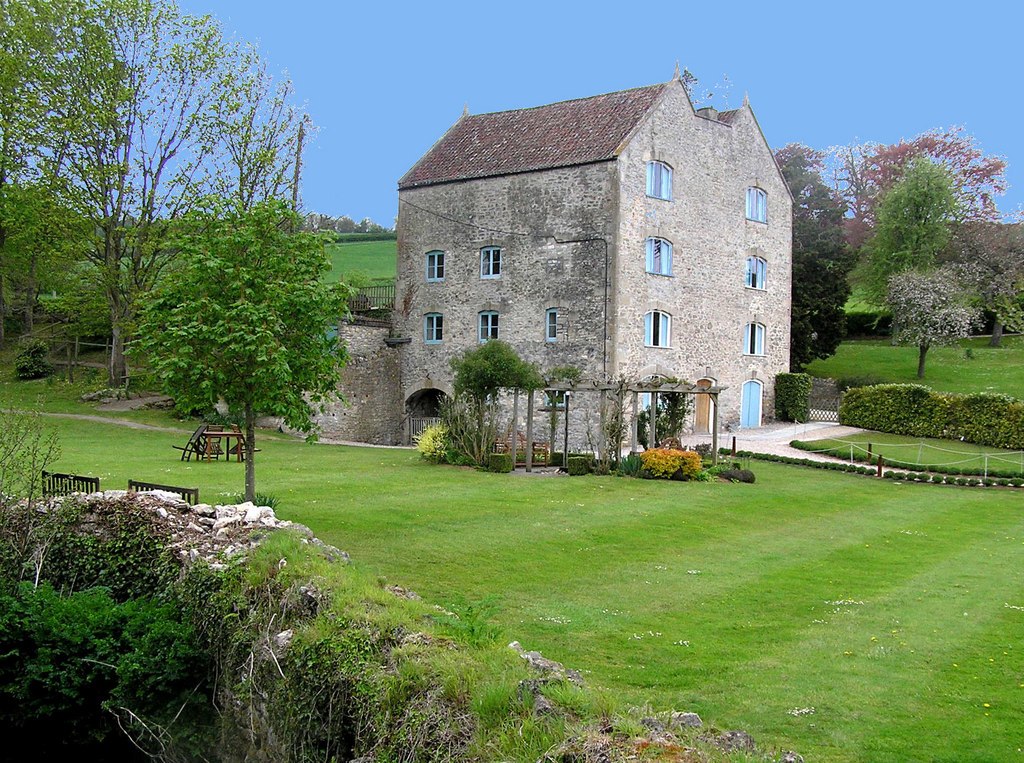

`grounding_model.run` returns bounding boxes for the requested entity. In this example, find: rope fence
[790,437,1024,478]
